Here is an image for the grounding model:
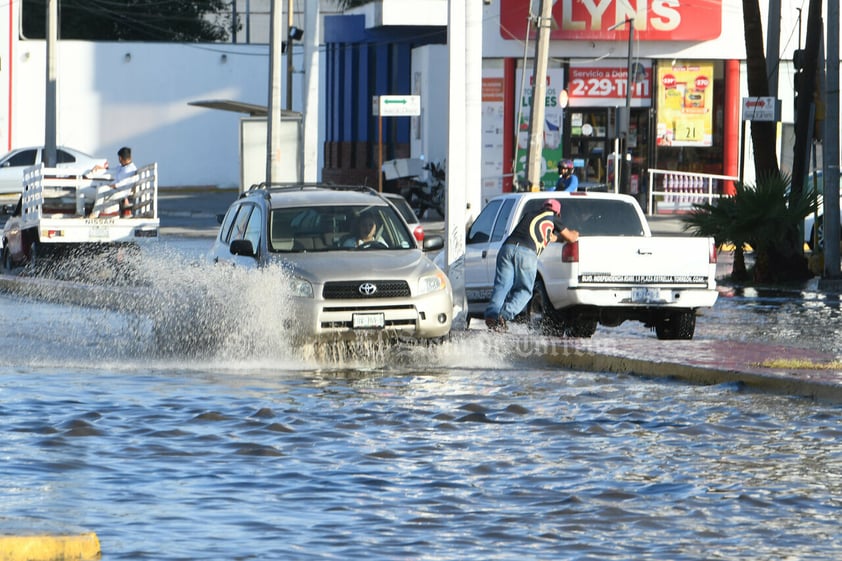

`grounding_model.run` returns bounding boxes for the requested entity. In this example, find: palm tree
[741,0,779,179]
[683,173,818,284]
